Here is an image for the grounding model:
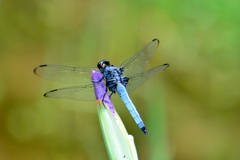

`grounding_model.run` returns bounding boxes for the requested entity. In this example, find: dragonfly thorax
[101,65,128,93]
